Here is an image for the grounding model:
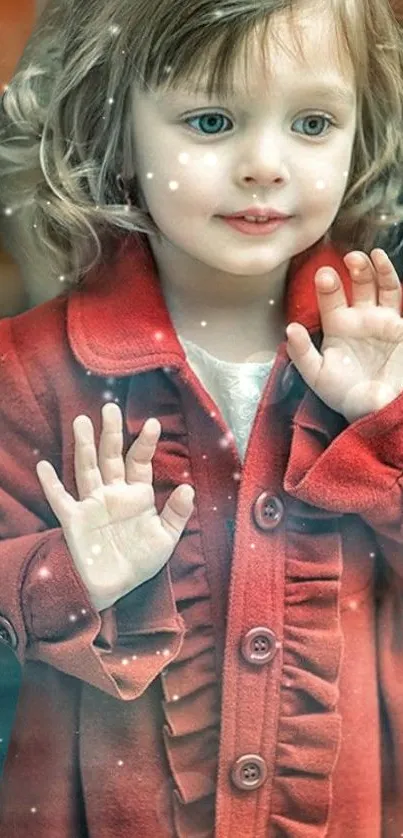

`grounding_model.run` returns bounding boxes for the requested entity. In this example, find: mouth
[218,214,292,235]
